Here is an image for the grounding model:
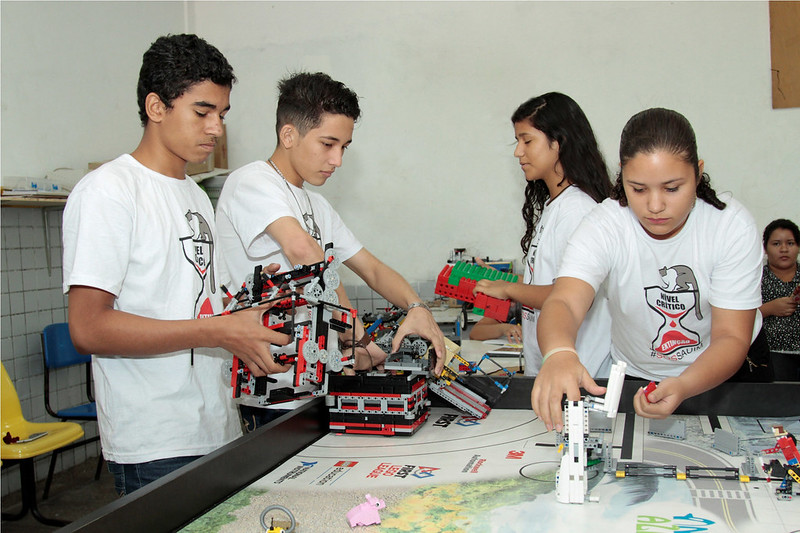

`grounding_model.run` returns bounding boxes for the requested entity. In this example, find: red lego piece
[643,381,657,403]
[762,434,800,466]
[434,264,513,322]
[777,436,800,465]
